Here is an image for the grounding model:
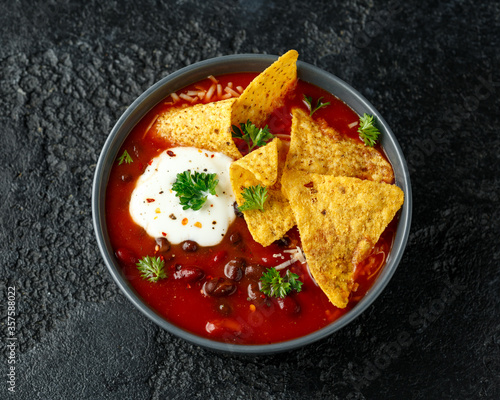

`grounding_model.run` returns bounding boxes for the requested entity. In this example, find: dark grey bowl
[92,54,412,354]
